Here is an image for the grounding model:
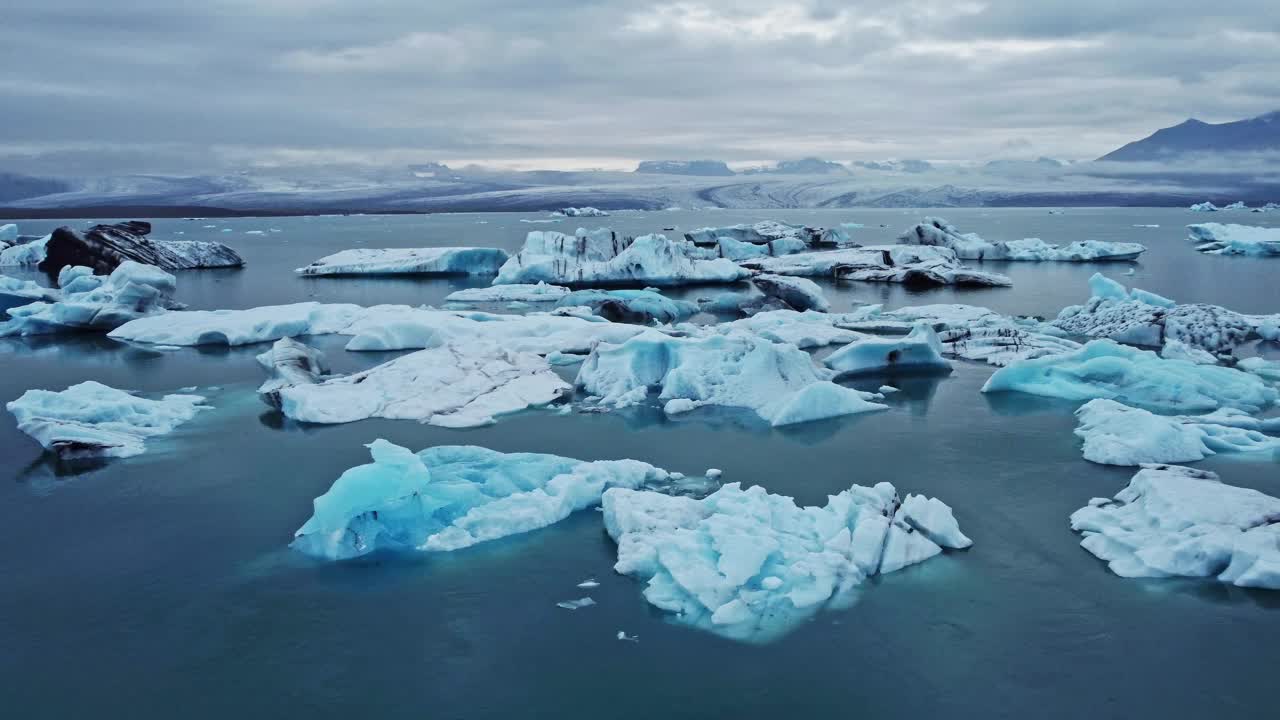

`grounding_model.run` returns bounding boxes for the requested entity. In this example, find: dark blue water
[2,209,1278,718]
